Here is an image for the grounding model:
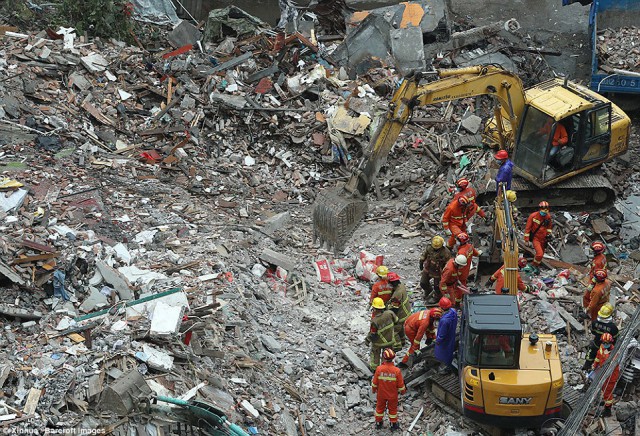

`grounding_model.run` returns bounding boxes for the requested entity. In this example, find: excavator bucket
[312,186,367,253]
